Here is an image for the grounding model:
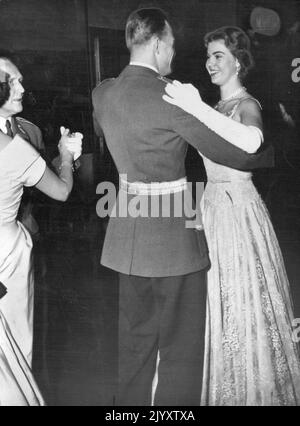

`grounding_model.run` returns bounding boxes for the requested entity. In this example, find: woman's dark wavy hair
[0,68,10,108]
[204,26,254,80]
[0,50,16,108]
